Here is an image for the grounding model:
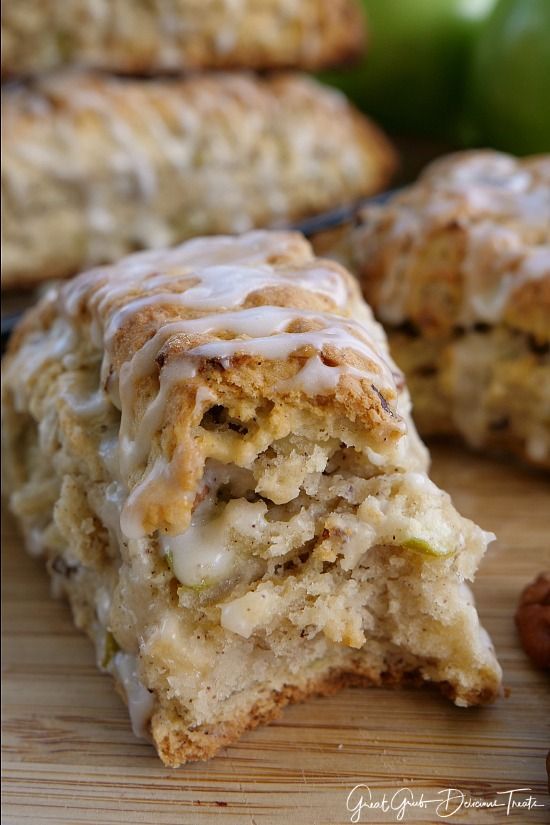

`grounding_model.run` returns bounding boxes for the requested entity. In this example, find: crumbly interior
[3,327,500,766]
[388,325,550,468]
